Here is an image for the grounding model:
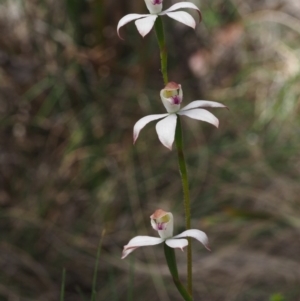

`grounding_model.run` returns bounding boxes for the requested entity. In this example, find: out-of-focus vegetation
[0,0,300,300]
